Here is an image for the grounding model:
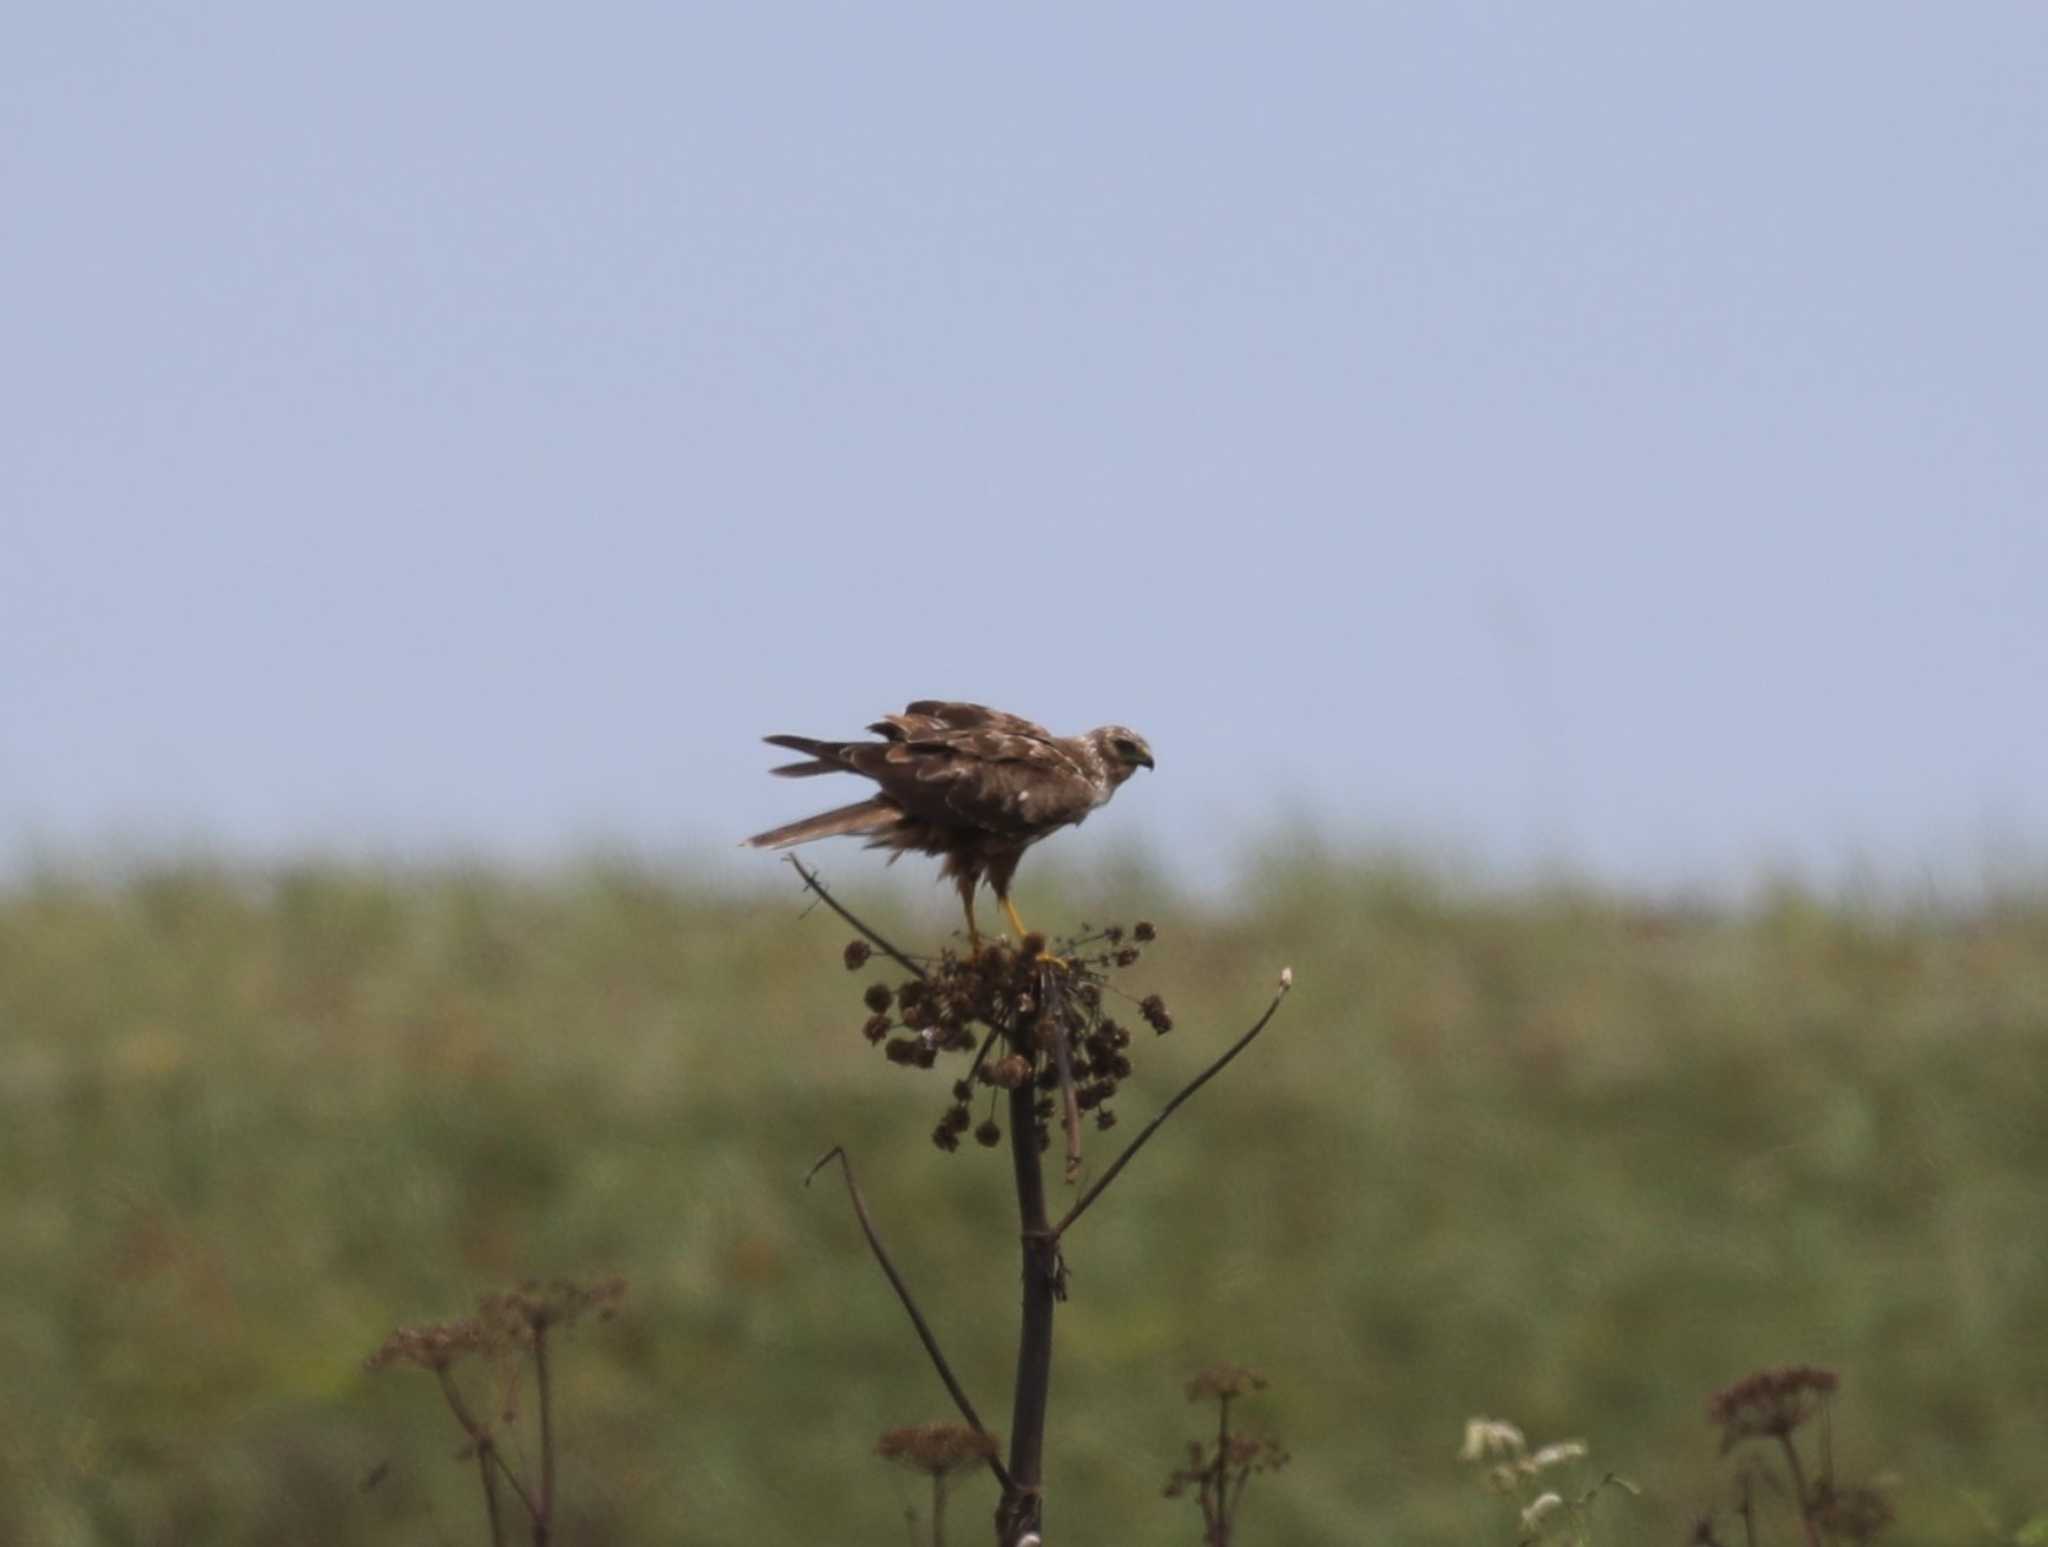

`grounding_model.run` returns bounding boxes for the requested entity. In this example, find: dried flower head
[833,913,1165,1160]
[983,1054,1033,1089]
[843,939,871,970]
[1708,1365,1839,1452]
[875,1422,999,1477]
[1187,1363,1268,1403]
[366,1277,624,1373]
[365,1316,498,1373]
